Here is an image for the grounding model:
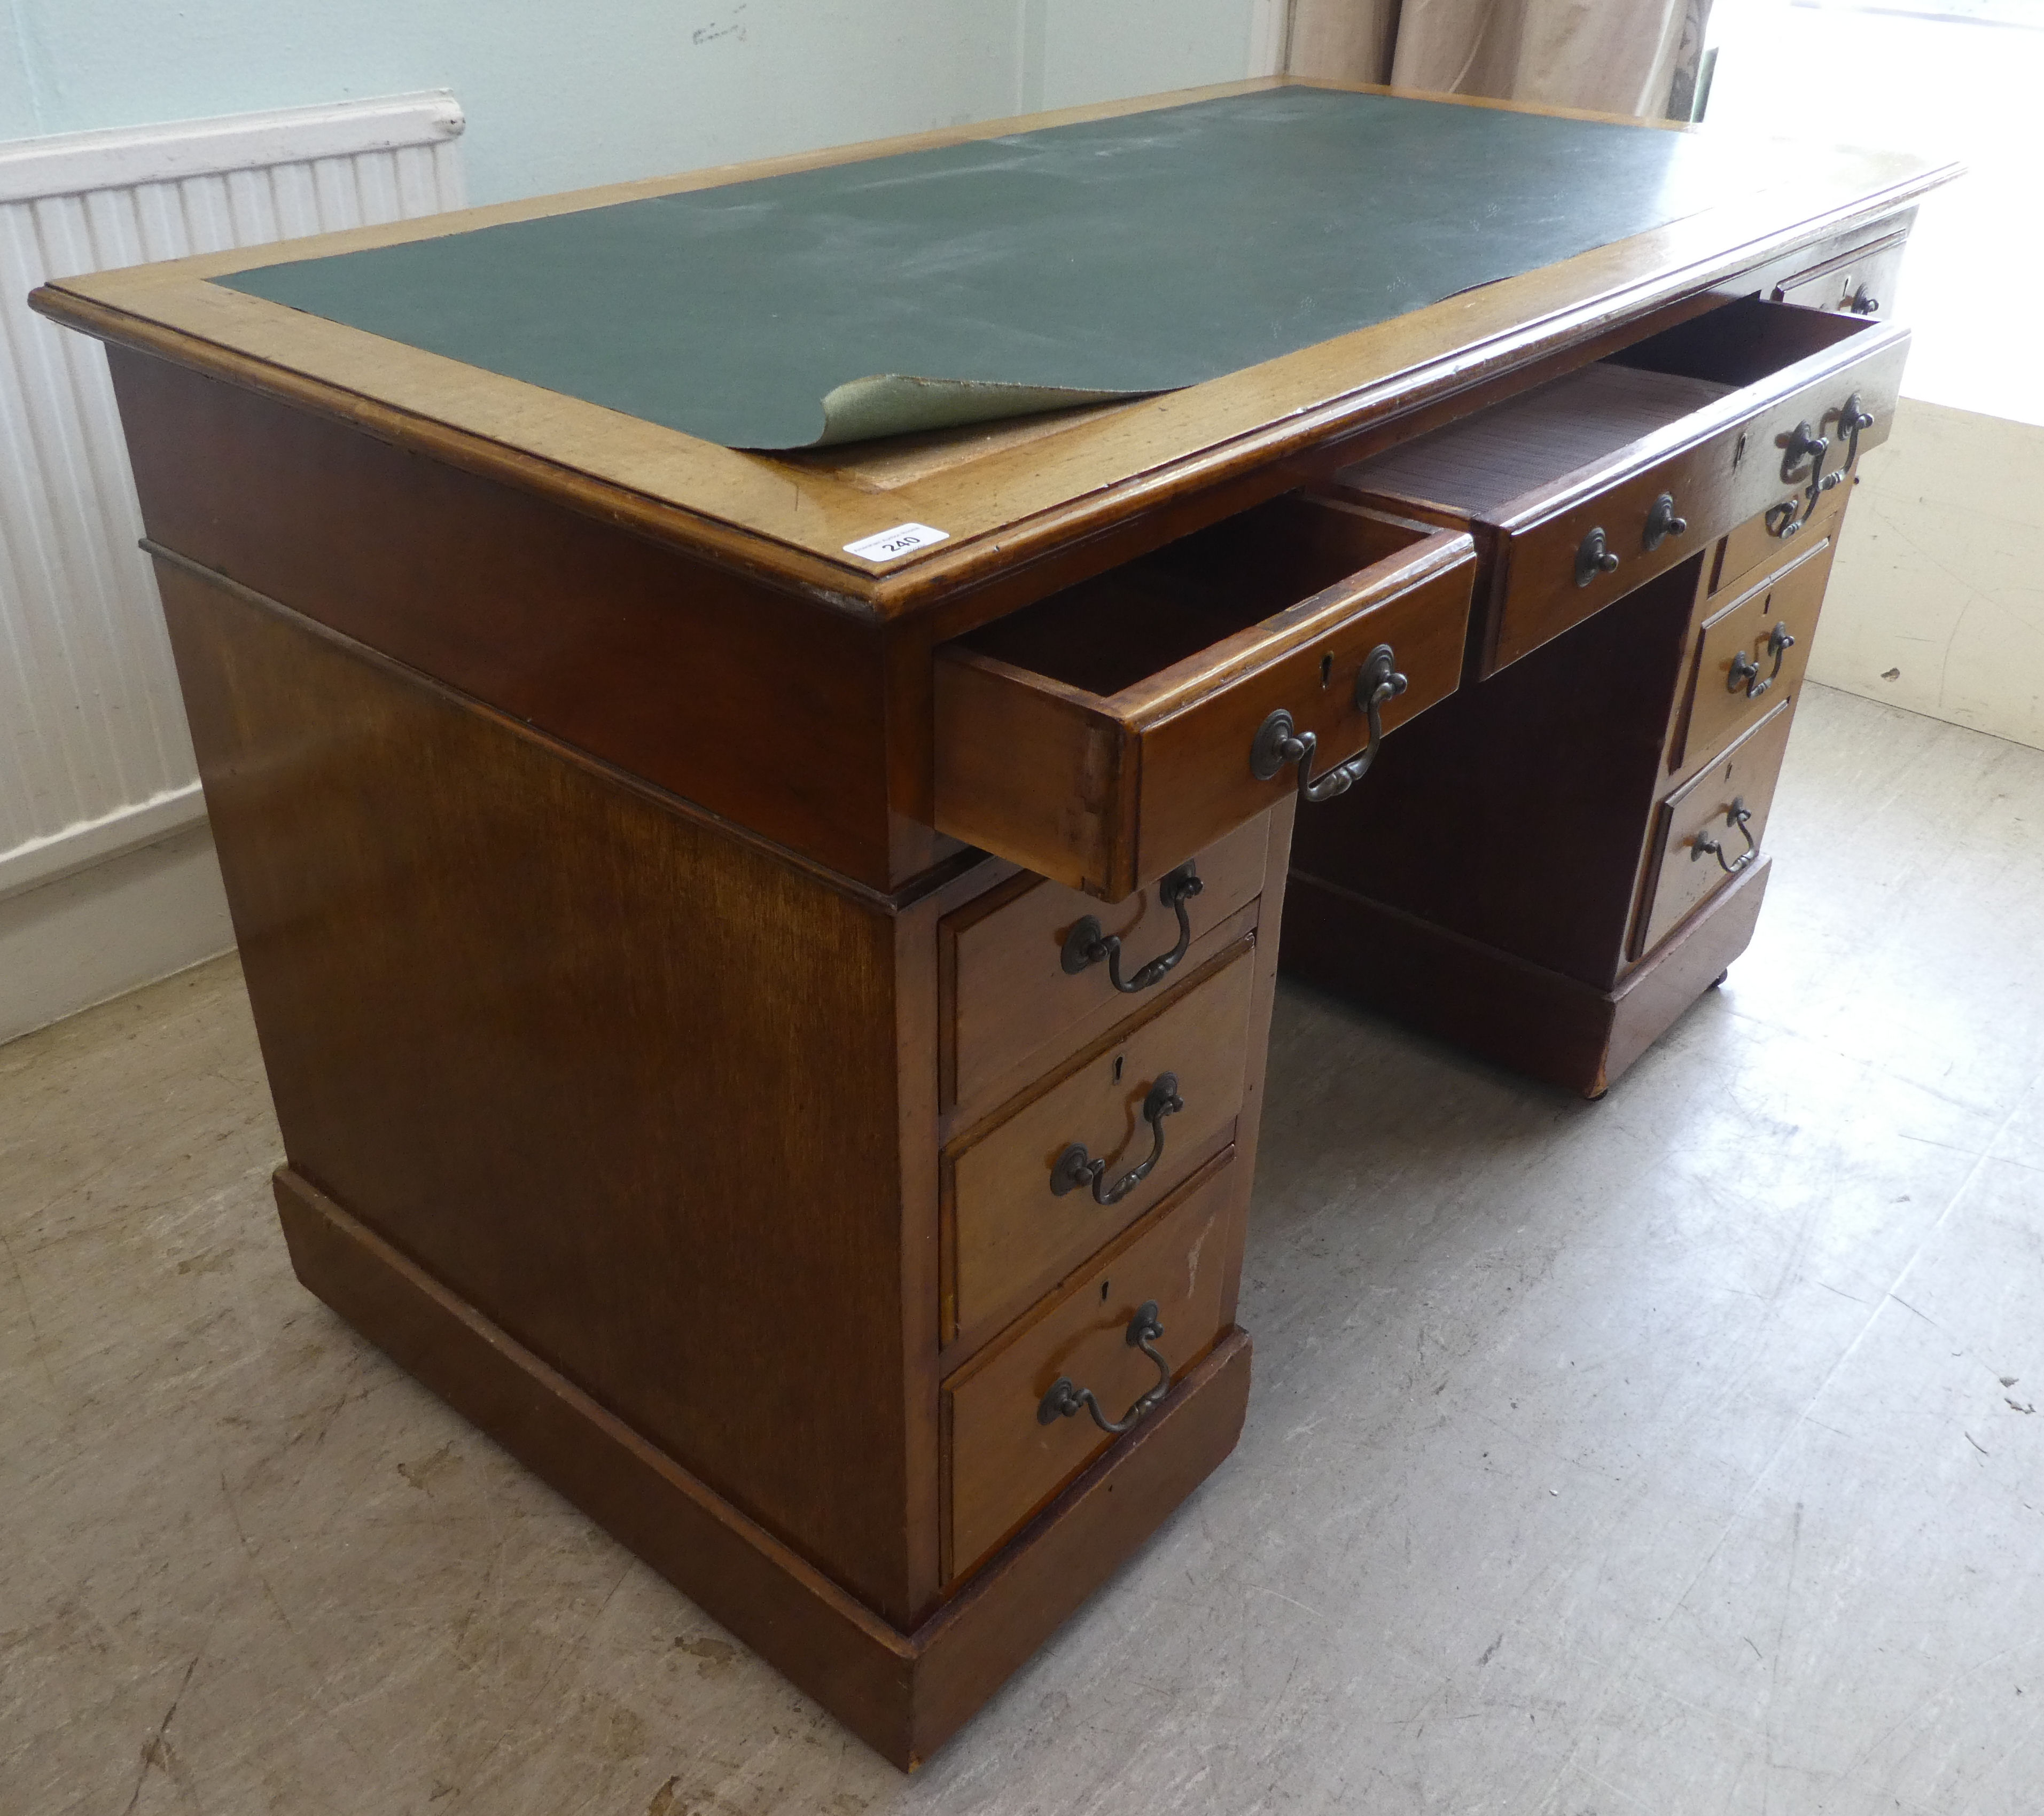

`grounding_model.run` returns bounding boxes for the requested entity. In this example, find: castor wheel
[1708,969,1729,990]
